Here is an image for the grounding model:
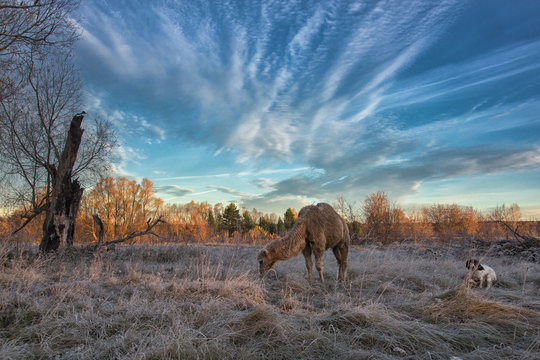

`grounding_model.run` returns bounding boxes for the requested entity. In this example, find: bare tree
[362,191,392,242]
[1,50,113,233]
[0,1,115,250]
[1,0,77,100]
[0,0,76,51]
[92,216,166,251]
[334,194,362,242]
